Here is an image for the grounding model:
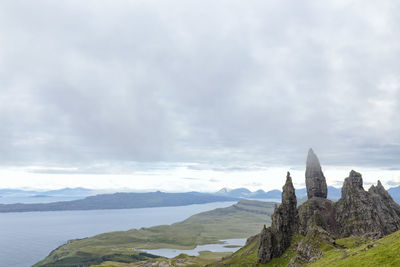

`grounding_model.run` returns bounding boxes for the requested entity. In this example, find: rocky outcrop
[368,180,400,227]
[288,226,335,267]
[298,149,337,237]
[335,170,400,238]
[257,149,400,264]
[258,172,298,263]
[271,172,299,248]
[298,198,339,236]
[305,149,327,199]
[257,226,278,263]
